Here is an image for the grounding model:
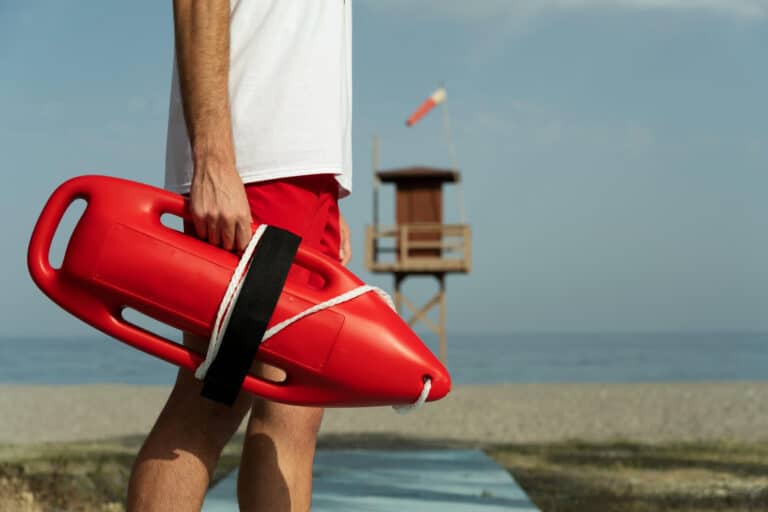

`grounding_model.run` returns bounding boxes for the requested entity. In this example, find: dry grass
[488,440,768,511]
[0,436,241,512]
[1,437,767,511]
